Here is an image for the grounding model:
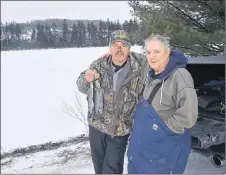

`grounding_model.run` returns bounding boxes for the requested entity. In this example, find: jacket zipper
[110,70,140,137]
